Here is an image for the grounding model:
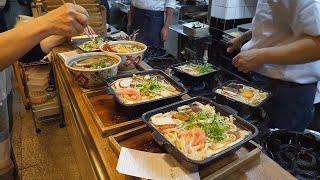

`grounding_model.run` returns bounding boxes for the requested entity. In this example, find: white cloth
[241,0,320,103]
[0,66,13,102]
[131,0,176,11]
[0,0,6,9]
